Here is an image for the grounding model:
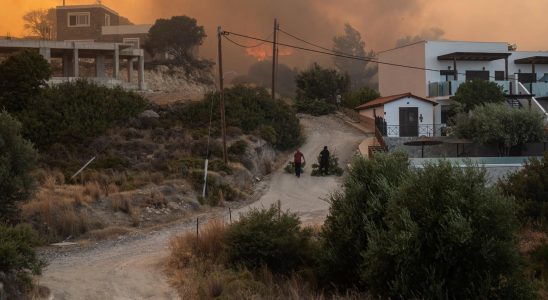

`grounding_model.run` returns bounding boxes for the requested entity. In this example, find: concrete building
[55,3,151,59]
[0,39,145,90]
[365,40,548,137]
